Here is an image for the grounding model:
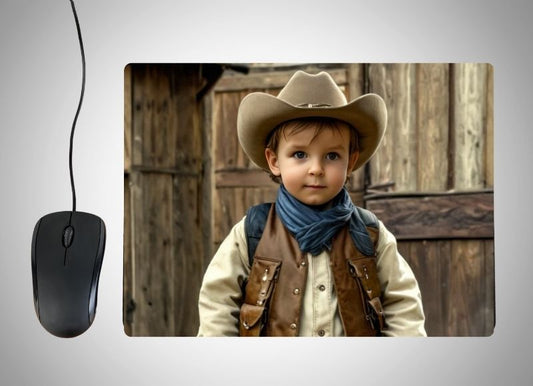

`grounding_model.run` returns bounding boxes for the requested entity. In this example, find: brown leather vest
[239,205,386,337]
